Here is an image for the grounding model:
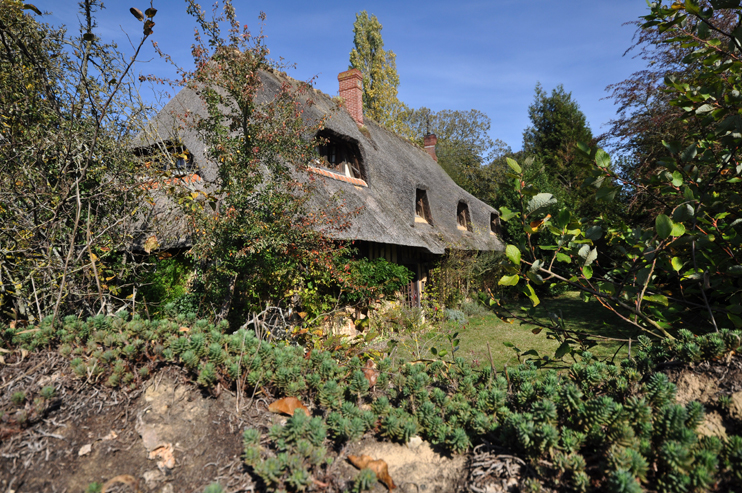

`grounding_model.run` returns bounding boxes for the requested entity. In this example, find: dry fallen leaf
[178,326,190,333]
[78,443,93,456]
[102,474,138,493]
[149,443,175,471]
[102,430,118,441]
[268,396,310,417]
[362,359,378,387]
[348,454,396,490]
